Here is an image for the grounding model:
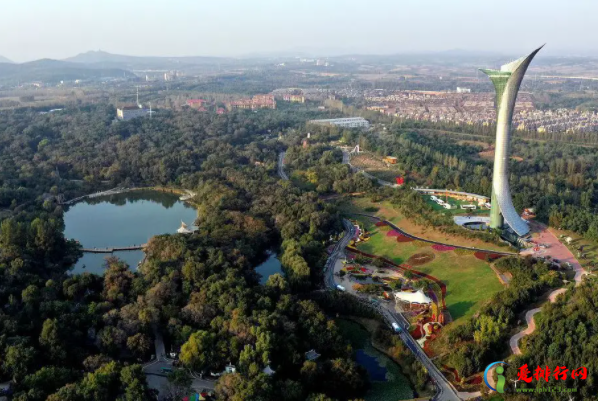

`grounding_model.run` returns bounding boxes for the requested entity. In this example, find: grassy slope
[346,207,503,324]
[341,197,506,252]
